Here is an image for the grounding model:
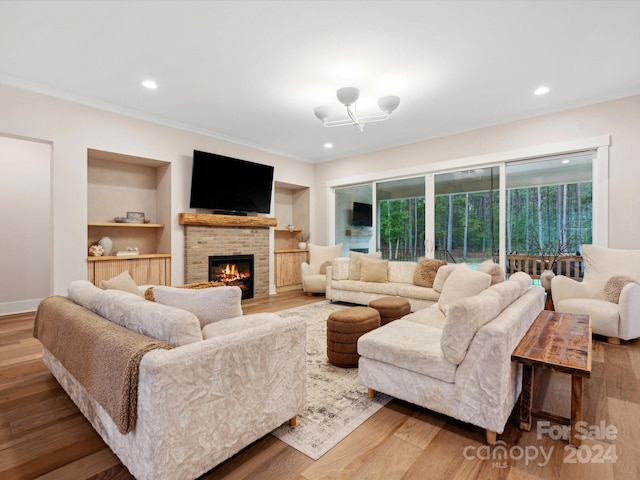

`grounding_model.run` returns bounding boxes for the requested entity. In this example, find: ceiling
[1,1,639,164]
